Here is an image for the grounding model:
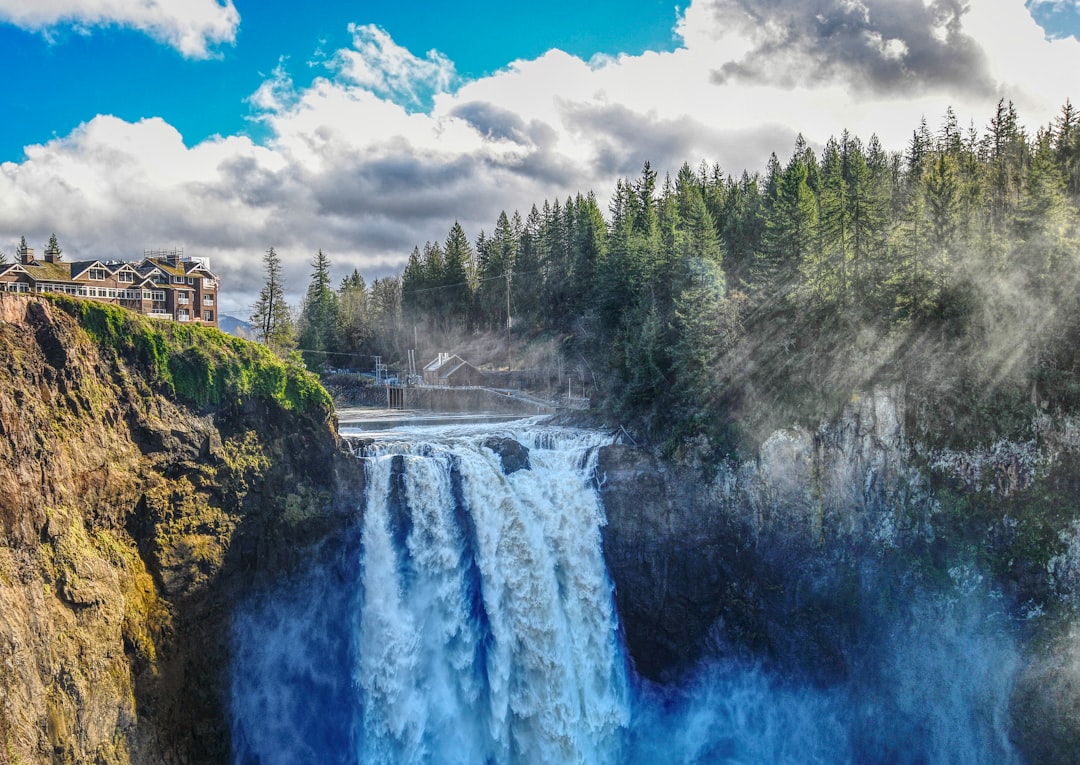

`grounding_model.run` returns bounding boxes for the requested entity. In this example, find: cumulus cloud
[2,0,1079,314]
[684,0,994,96]
[330,23,457,108]
[0,0,239,58]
